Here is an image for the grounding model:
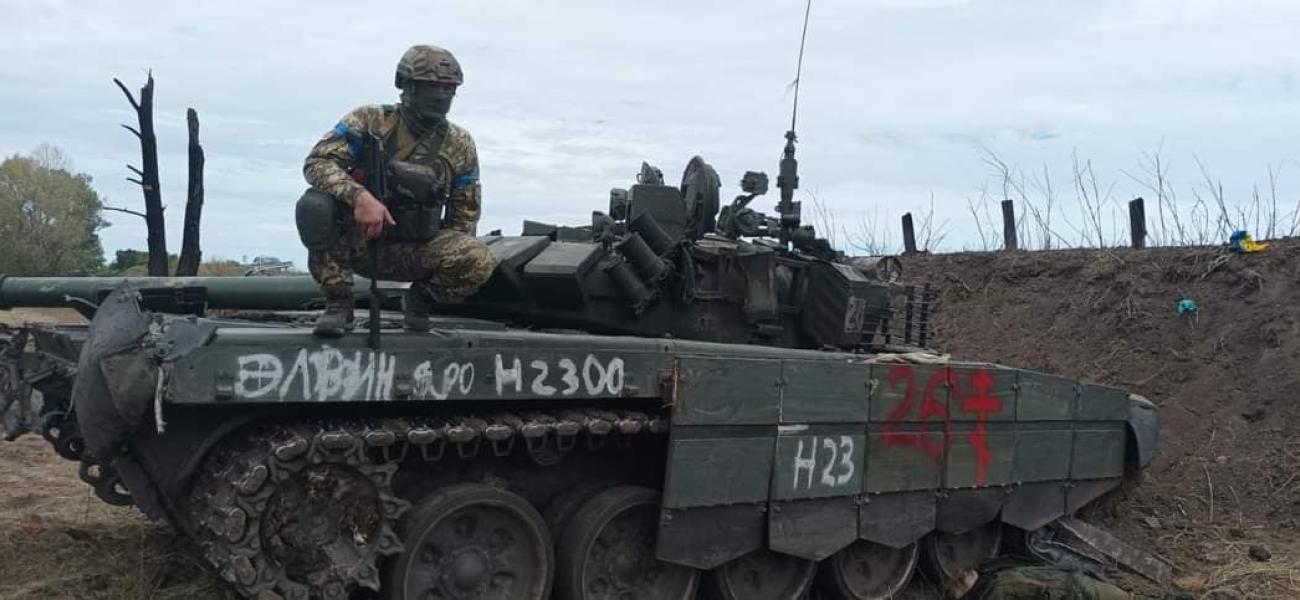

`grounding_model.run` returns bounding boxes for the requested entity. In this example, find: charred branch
[103,206,148,219]
[112,77,140,111]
